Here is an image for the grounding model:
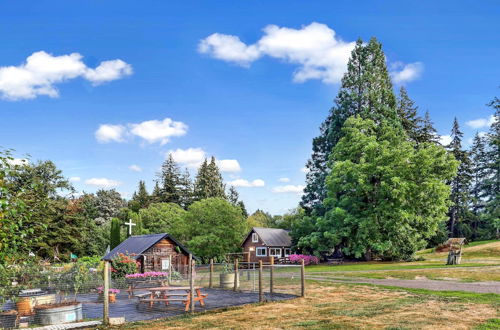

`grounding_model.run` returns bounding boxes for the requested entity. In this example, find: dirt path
[307,275,500,294]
